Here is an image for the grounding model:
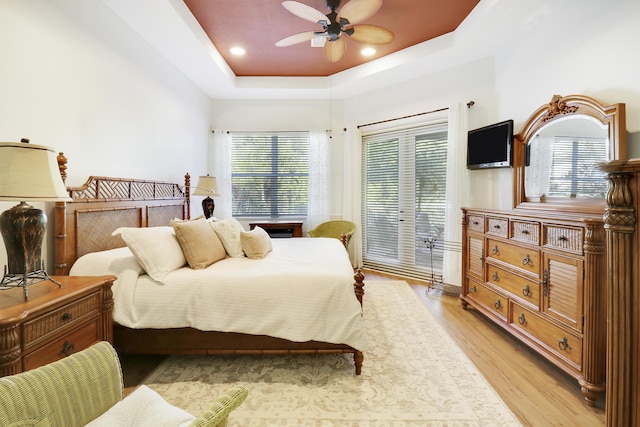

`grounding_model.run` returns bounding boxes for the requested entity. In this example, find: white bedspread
[70,238,367,350]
